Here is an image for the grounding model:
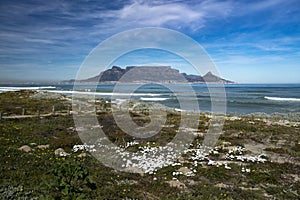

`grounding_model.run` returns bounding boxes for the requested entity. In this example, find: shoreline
[1,89,300,117]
